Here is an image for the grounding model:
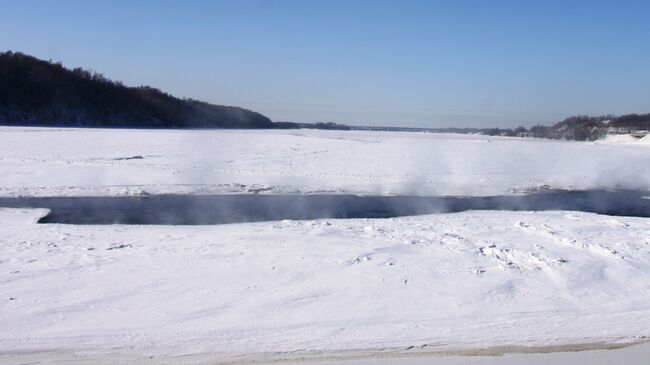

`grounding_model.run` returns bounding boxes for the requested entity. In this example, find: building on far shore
[606,127,649,138]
